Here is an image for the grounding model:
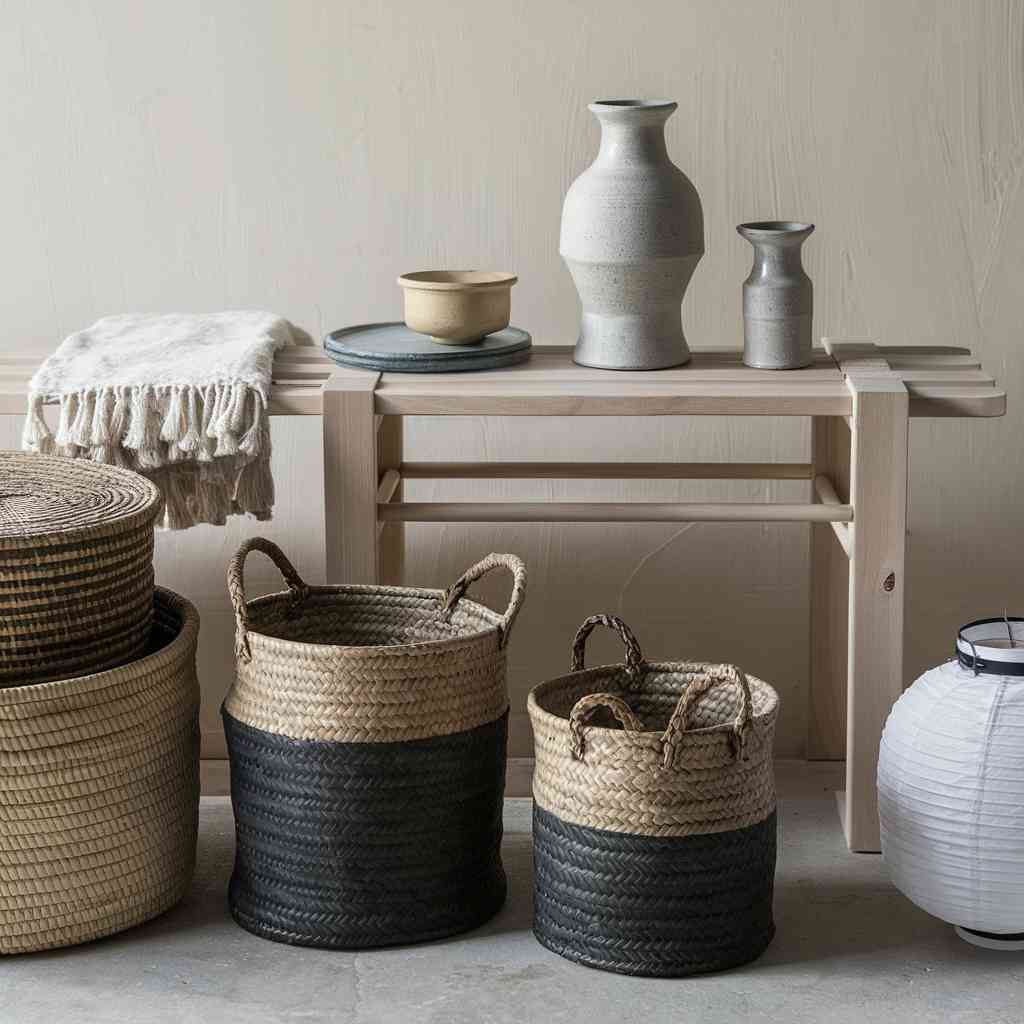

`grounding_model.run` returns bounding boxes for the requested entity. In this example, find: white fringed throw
[23,311,294,529]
